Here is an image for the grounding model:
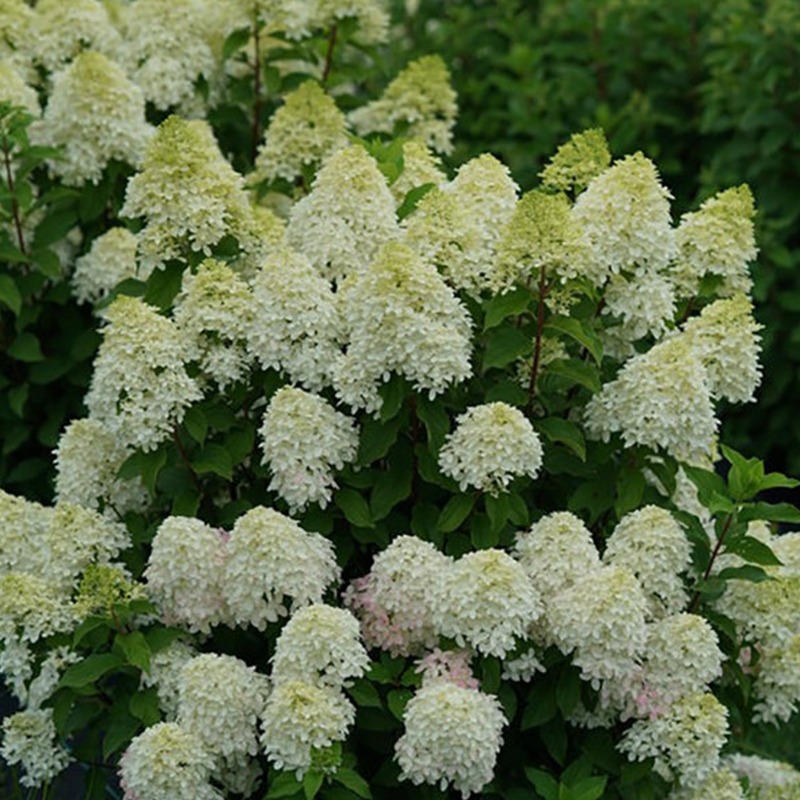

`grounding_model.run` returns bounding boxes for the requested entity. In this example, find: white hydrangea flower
[0,489,52,576]
[682,293,762,404]
[272,604,369,688]
[584,335,718,463]
[256,0,389,44]
[223,507,340,630]
[514,511,601,599]
[85,296,202,452]
[603,270,677,342]
[725,754,800,799]
[433,549,542,658]
[0,709,71,789]
[603,506,691,618]
[54,418,148,516]
[27,647,80,710]
[669,768,744,800]
[145,517,230,634]
[619,692,729,787]
[540,128,611,194]
[254,81,349,183]
[259,386,359,513]
[333,241,473,413]
[0,59,39,115]
[33,52,153,186]
[438,402,542,494]
[672,185,756,298]
[350,55,457,153]
[572,152,676,284]
[121,116,256,273]
[141,640,197,721]
[0,2,37,83]
[234,203,287,281]
[0,573,76,644]
[72,228,144,307]
[173,259,255,389]
[548,565,648,686]
[119,722,222,800]
[286,146,399,282]
[752,635,800,725]
[416,648,479,690]
[344,535,453,657]
[501,649,546,683]
[0,637,32,702]
[395,681,506,798]
[248,246,342,392]
[260,679,355,777]
[389,139,446,206]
